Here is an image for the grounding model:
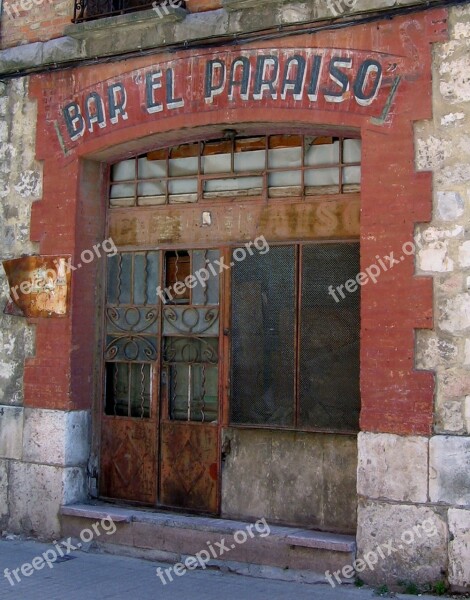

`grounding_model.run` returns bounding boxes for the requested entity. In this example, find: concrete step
[60,502,356,584]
